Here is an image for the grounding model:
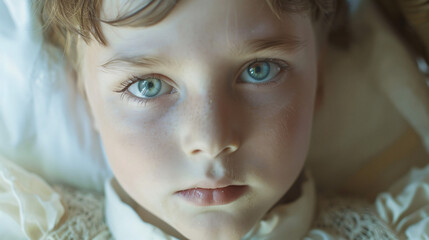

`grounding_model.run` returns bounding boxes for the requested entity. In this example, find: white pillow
[0,0,110,192]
